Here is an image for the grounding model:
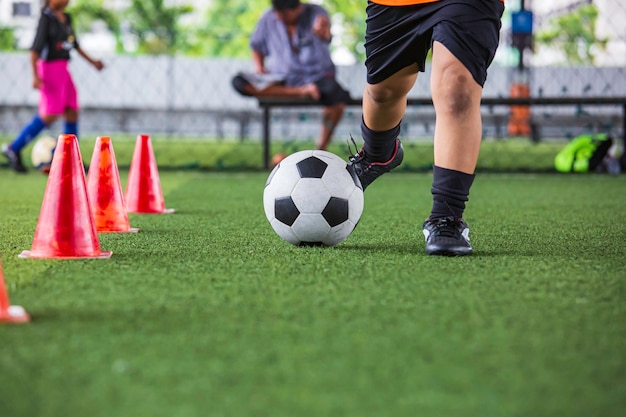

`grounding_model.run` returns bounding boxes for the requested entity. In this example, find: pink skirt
[37,60,78,116]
